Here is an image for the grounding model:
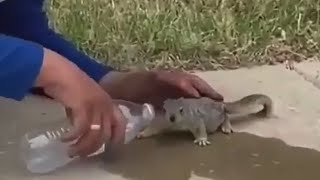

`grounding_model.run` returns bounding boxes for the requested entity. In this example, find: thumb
[65,107,74,124]
[178,82,201,98]
[110,105,127,145]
